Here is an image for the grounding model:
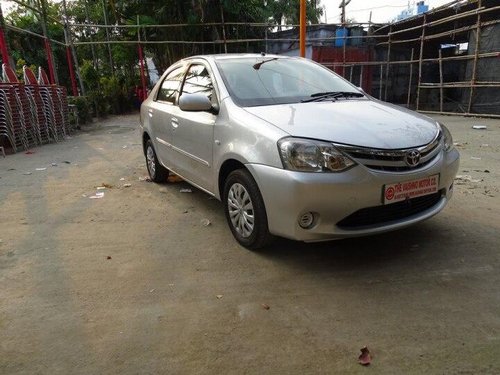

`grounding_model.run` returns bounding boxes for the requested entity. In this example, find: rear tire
[223,169,273,249]
[145,139,168,182]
